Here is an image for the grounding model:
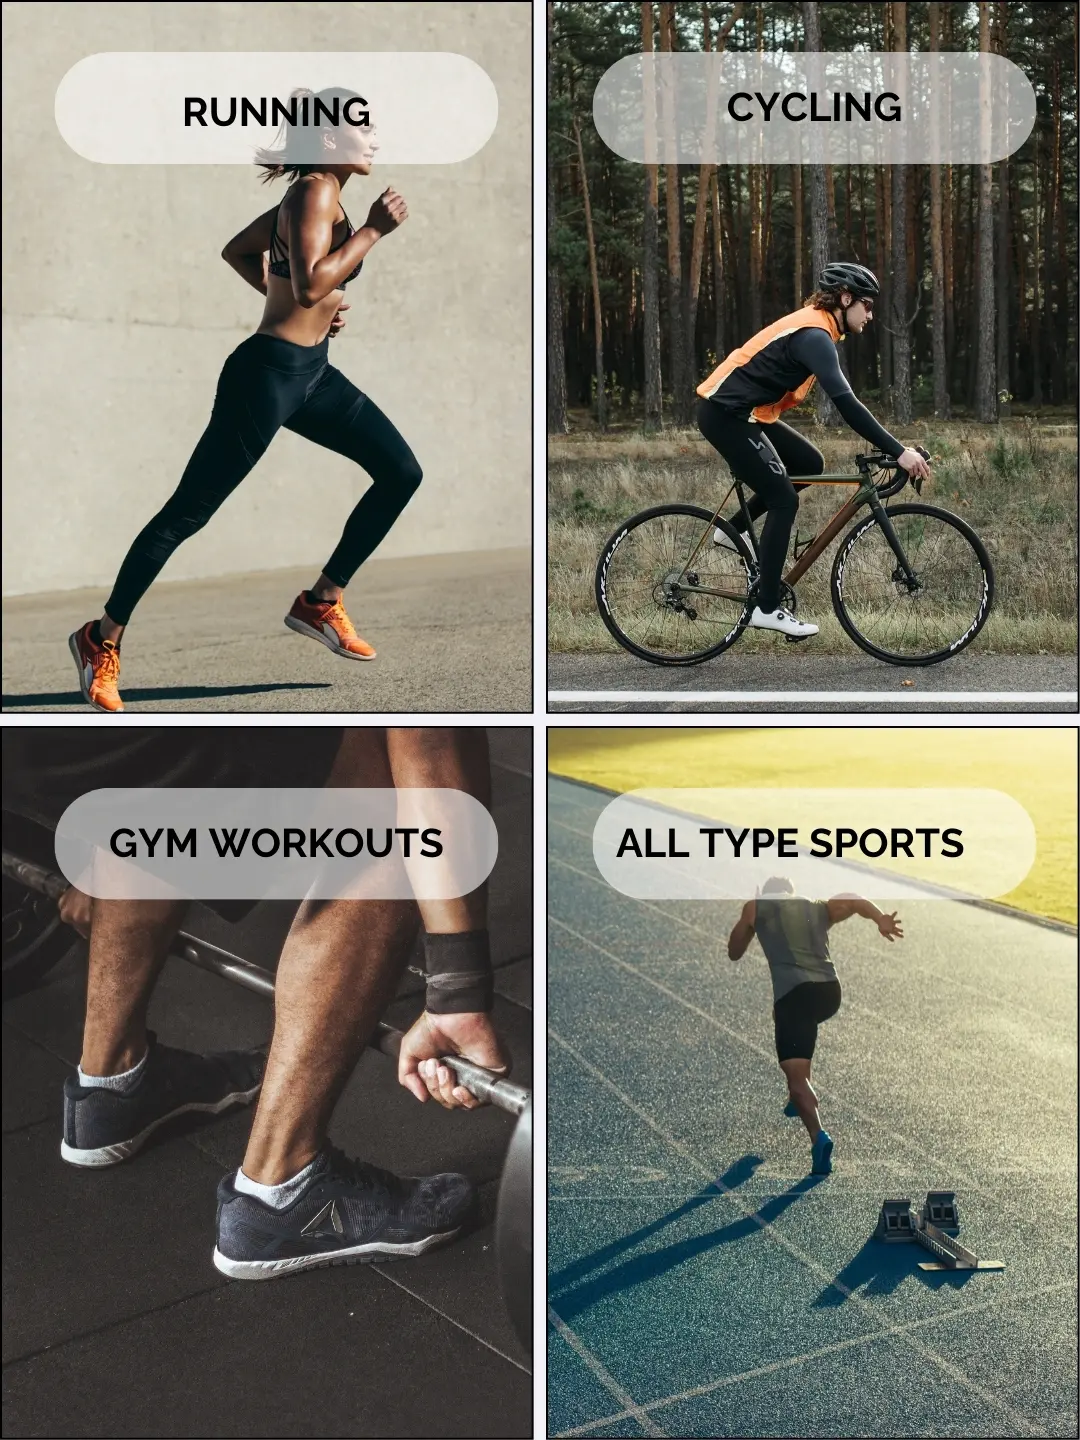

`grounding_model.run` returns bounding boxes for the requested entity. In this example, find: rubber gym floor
[2,731,532,1438]
[547,773,1079,1439]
